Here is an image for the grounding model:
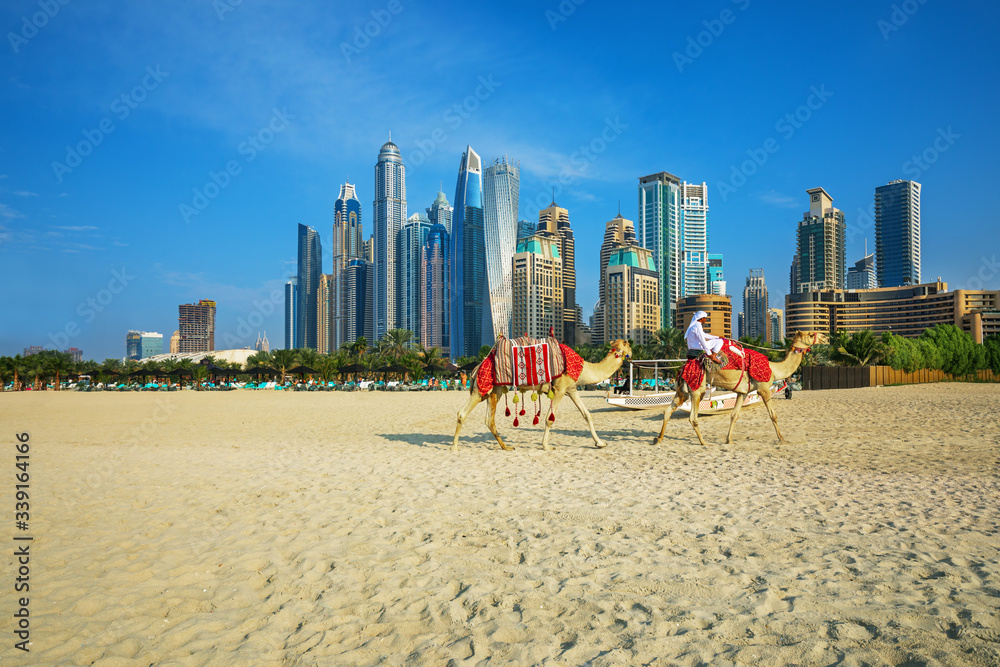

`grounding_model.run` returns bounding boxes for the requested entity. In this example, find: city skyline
[3,2,999,359]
